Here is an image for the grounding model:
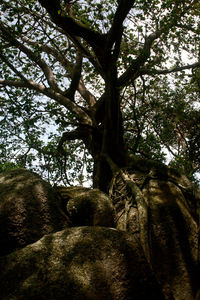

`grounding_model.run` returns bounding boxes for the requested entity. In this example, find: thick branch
[21,10,103,74]
[23,4,101,70]
[57,129,83,153]
[57,125,94,154]
[92,92,107,124]
[78,79,96,107]
[118,30,162,87]
[1,39,96,116]
[38,0,106,56]
[106,0,135,55]
[64,49,82,100]
[0,79,31,89]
